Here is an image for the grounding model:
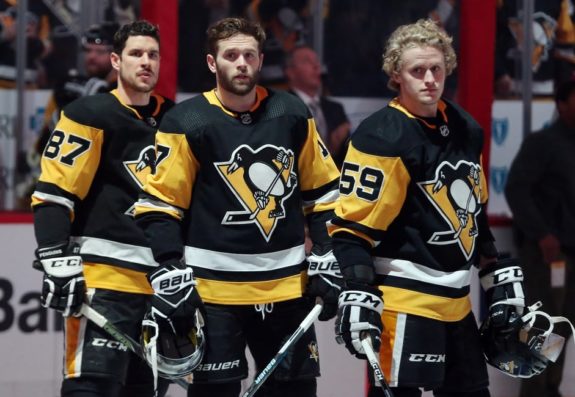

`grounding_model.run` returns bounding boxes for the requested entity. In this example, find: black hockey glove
[305,247,343,321]
[335,264,383,359]
[34,241,85,317]
[479,257,525,335]
[147,260,206,328]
